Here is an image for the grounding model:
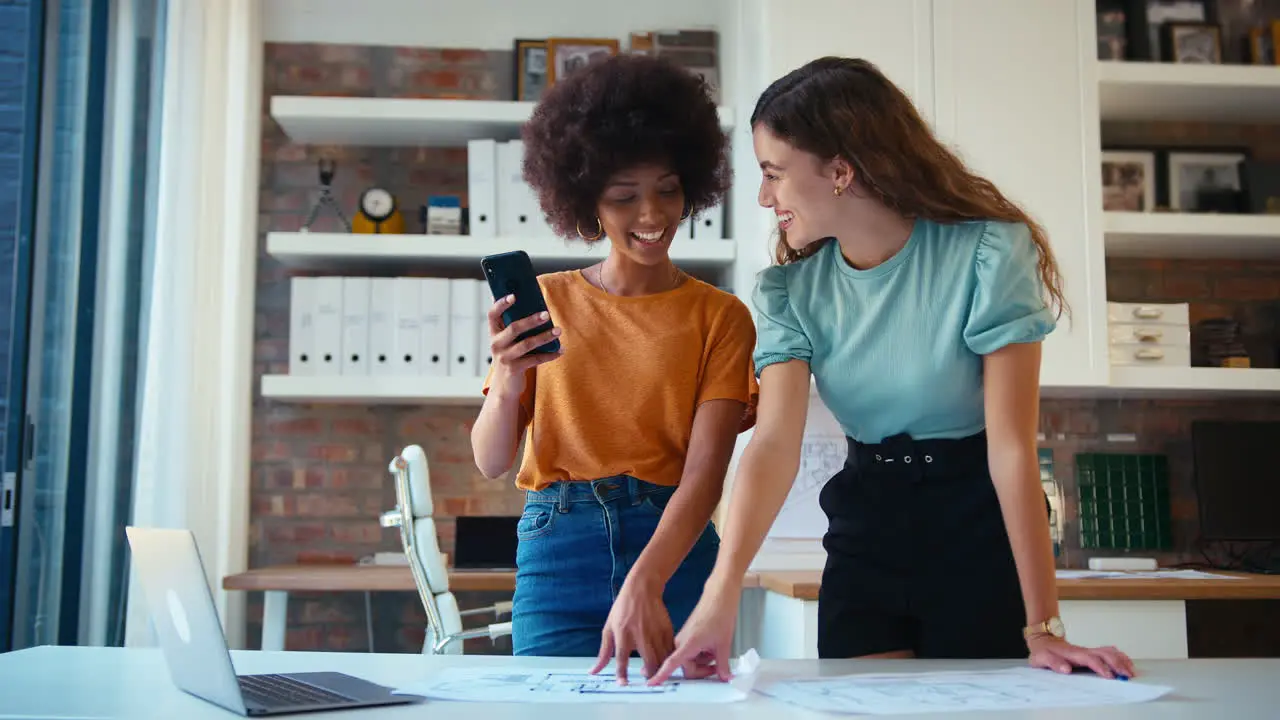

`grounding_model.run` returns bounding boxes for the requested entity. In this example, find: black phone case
[480,250,560,354]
